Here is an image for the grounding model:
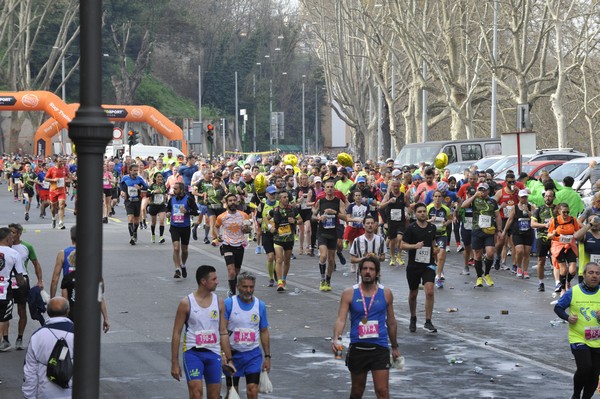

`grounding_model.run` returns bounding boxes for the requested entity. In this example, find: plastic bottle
[335,336,343,359]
